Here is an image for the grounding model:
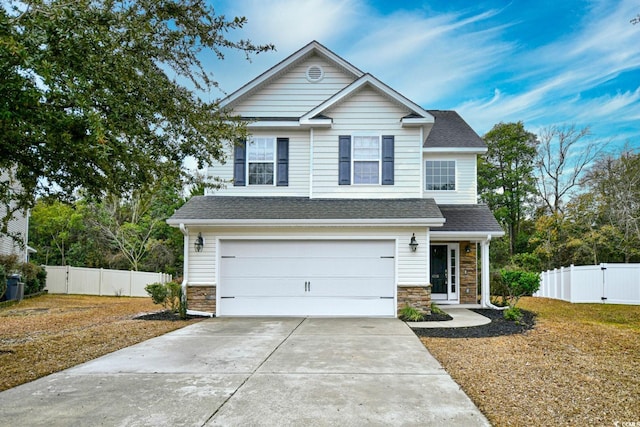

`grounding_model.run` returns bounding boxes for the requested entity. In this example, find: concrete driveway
[0,318,489,426]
